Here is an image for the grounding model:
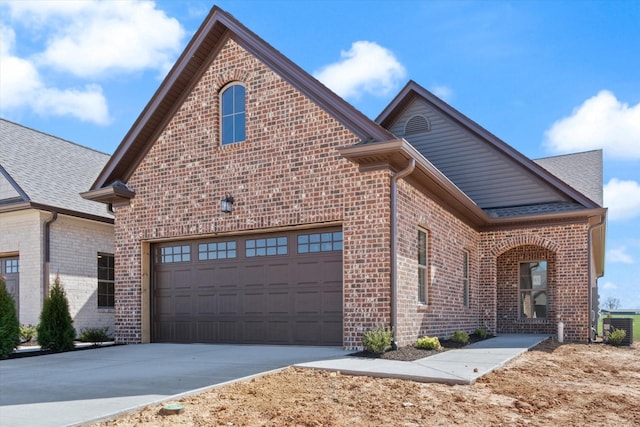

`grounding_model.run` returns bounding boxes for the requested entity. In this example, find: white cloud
[0,24,109,124]
[607,247,635,264]
[313,41,406,99]
[5,0,185,78]
[544,90,640,159]
[431,85,453,101]
[601,281,617,290]
[603,178,640,221]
